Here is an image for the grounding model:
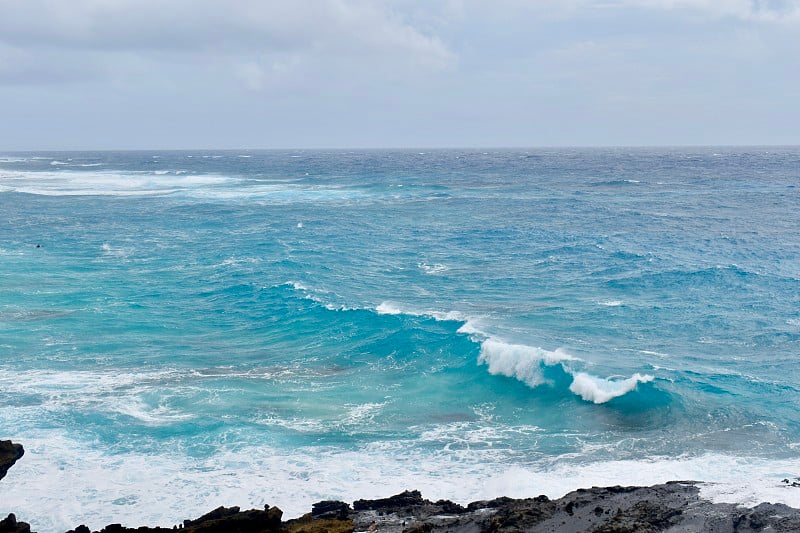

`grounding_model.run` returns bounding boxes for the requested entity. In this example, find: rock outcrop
[0,441,24,482]
[0,441,31,533]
